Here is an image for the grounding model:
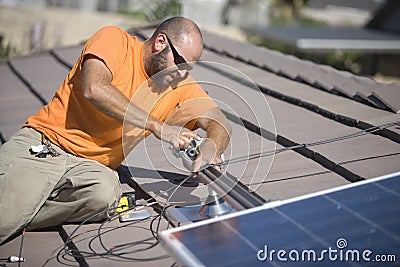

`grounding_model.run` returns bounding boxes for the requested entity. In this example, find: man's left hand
[192,138,219,172]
